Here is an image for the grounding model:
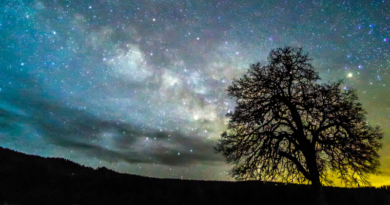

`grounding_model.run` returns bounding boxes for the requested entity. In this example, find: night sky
[1,0,389,186]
